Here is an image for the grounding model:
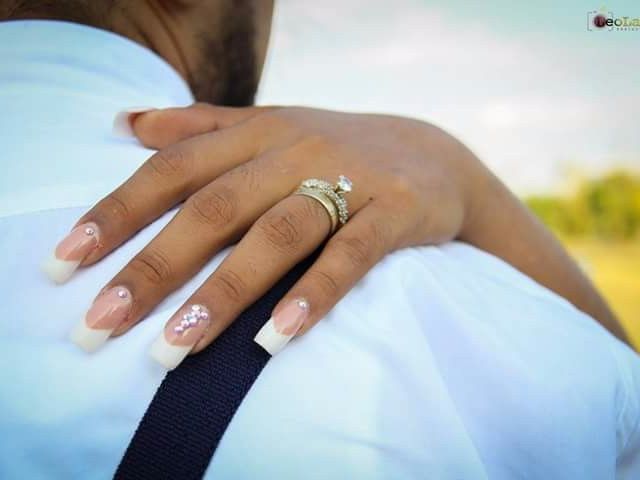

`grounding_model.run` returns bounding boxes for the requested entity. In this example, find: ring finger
[149,190,361,369]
